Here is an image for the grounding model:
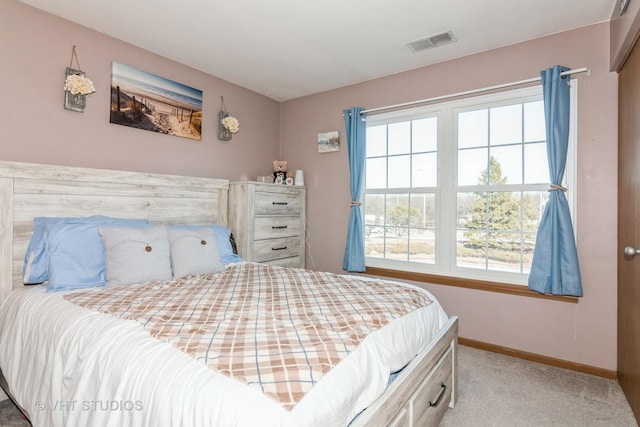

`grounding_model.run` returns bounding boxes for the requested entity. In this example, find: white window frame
[363,84,578,285]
